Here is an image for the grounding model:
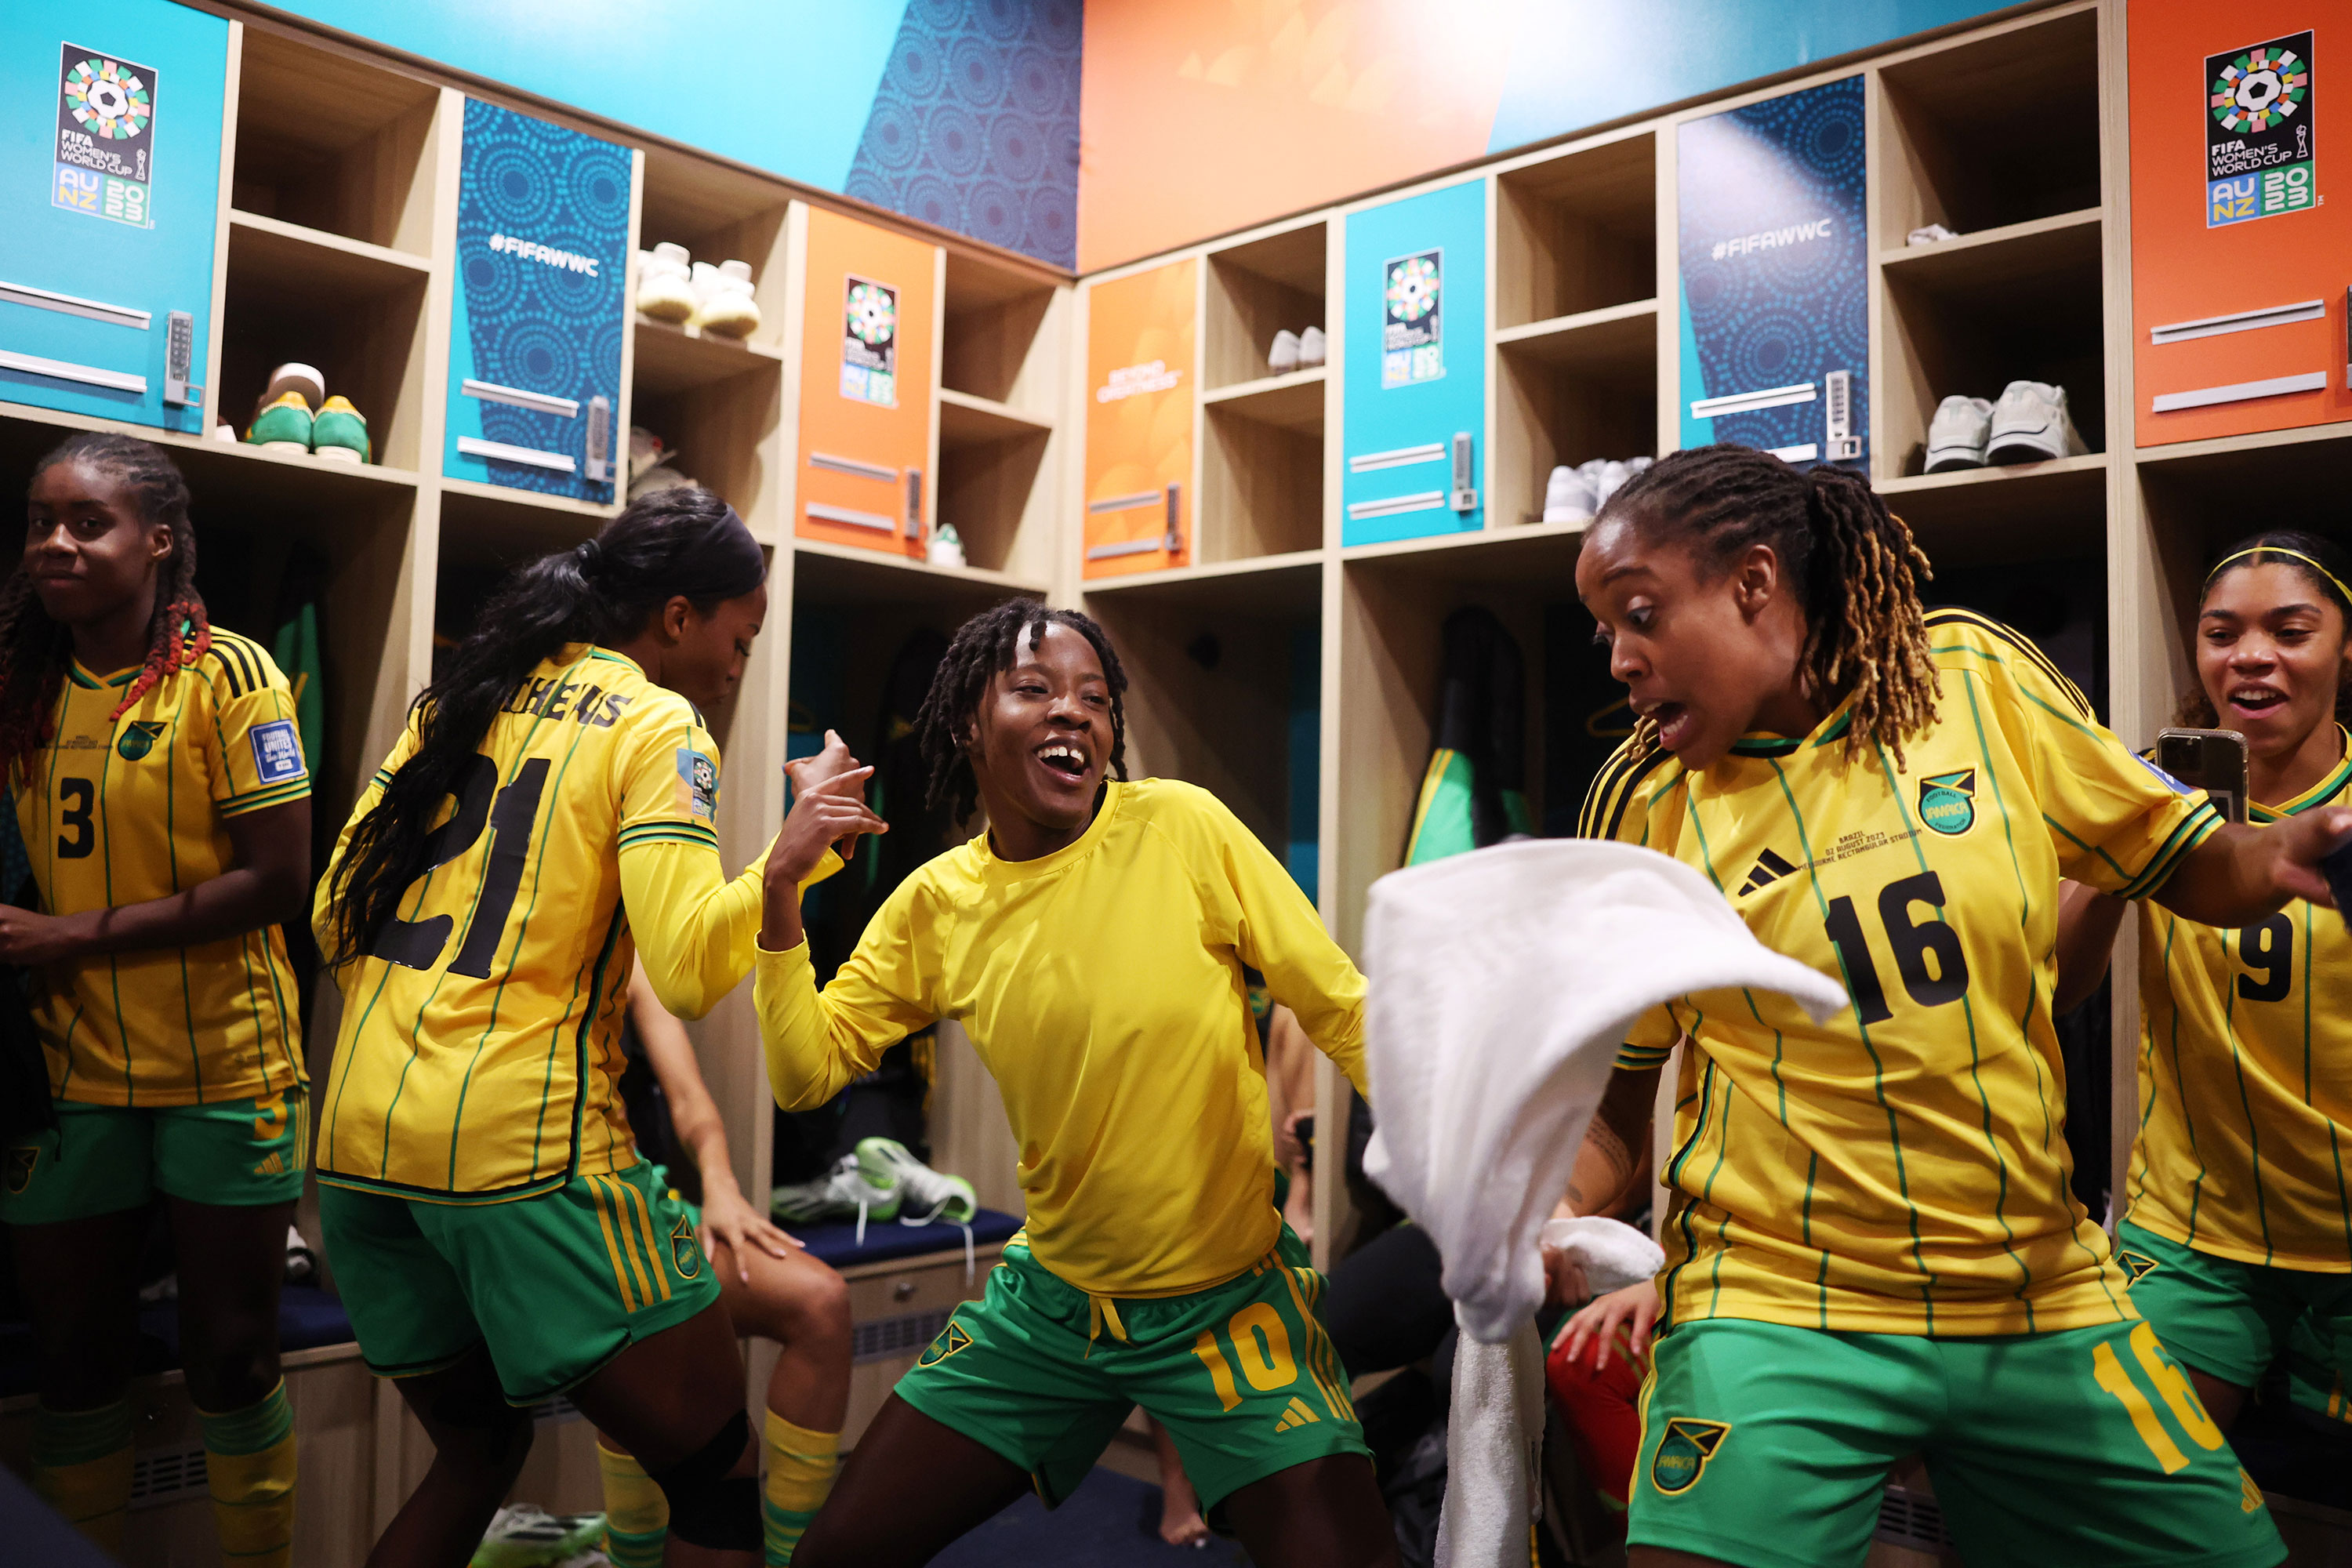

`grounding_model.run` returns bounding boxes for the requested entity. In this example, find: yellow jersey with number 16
[15,630,309,1107]
[2127,731,2352,1272]
[1581,610,2222,1338]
